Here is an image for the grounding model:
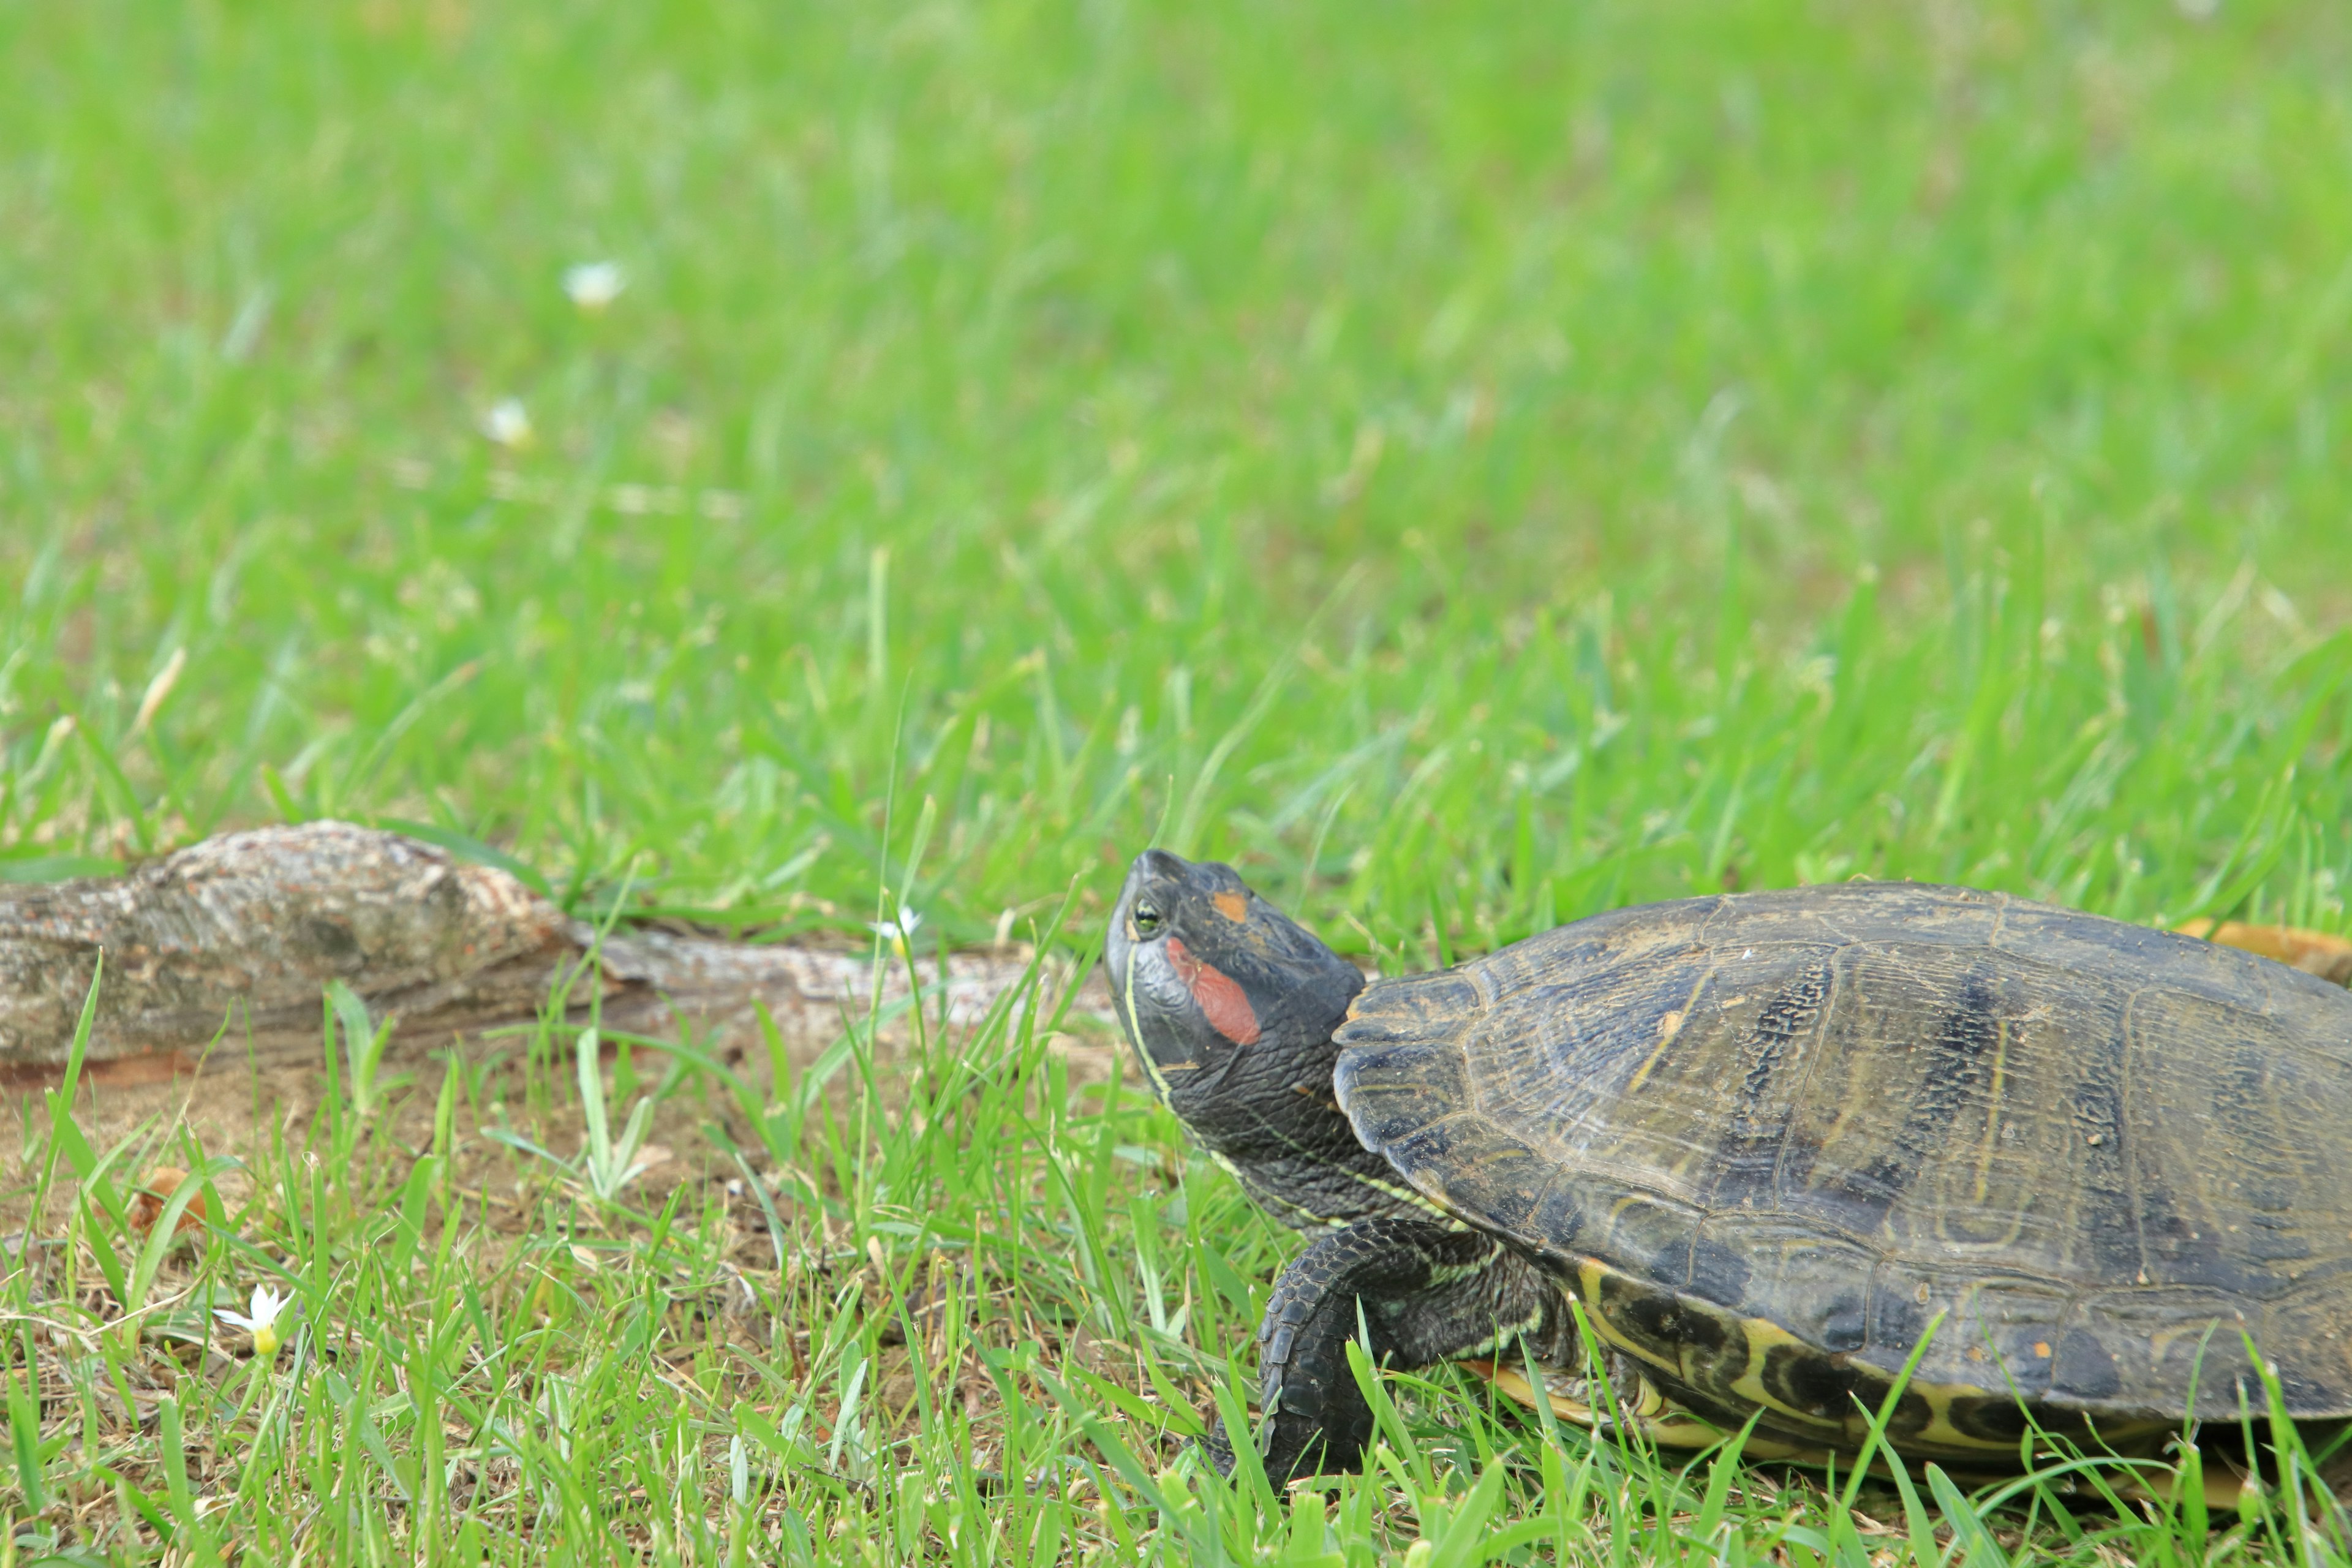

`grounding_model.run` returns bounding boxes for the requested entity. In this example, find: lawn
[2,0,2350,1561]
